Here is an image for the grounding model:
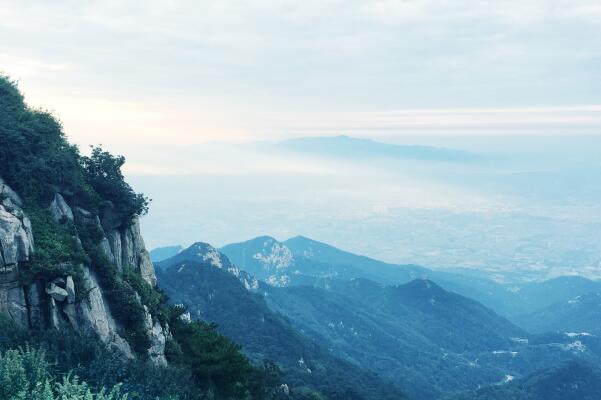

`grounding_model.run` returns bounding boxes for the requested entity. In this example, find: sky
[1,0,601,151]
[2,1,601,280]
